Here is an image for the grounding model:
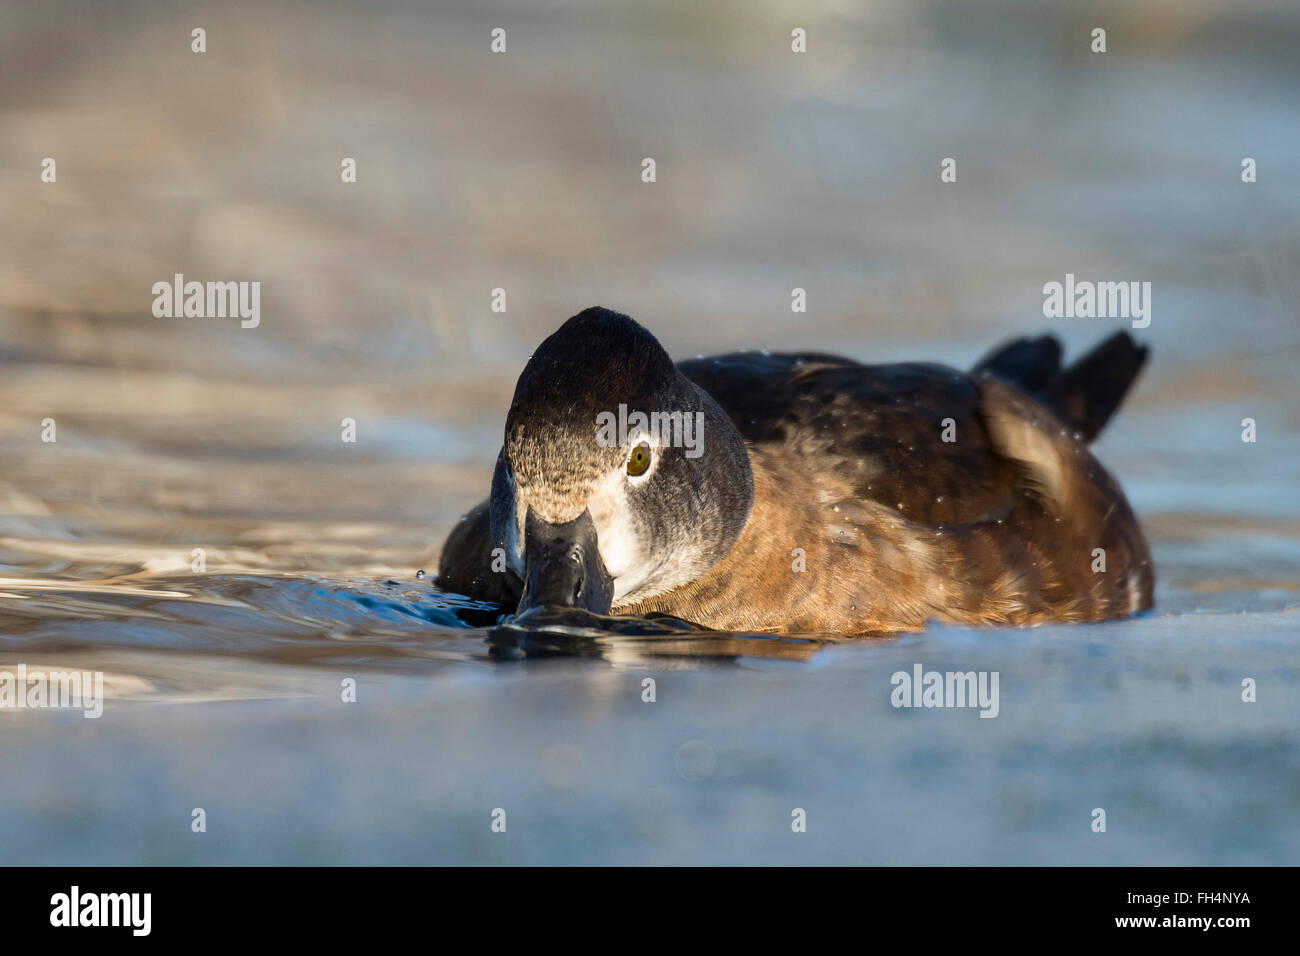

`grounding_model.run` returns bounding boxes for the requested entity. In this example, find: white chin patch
[584,471,651,602]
